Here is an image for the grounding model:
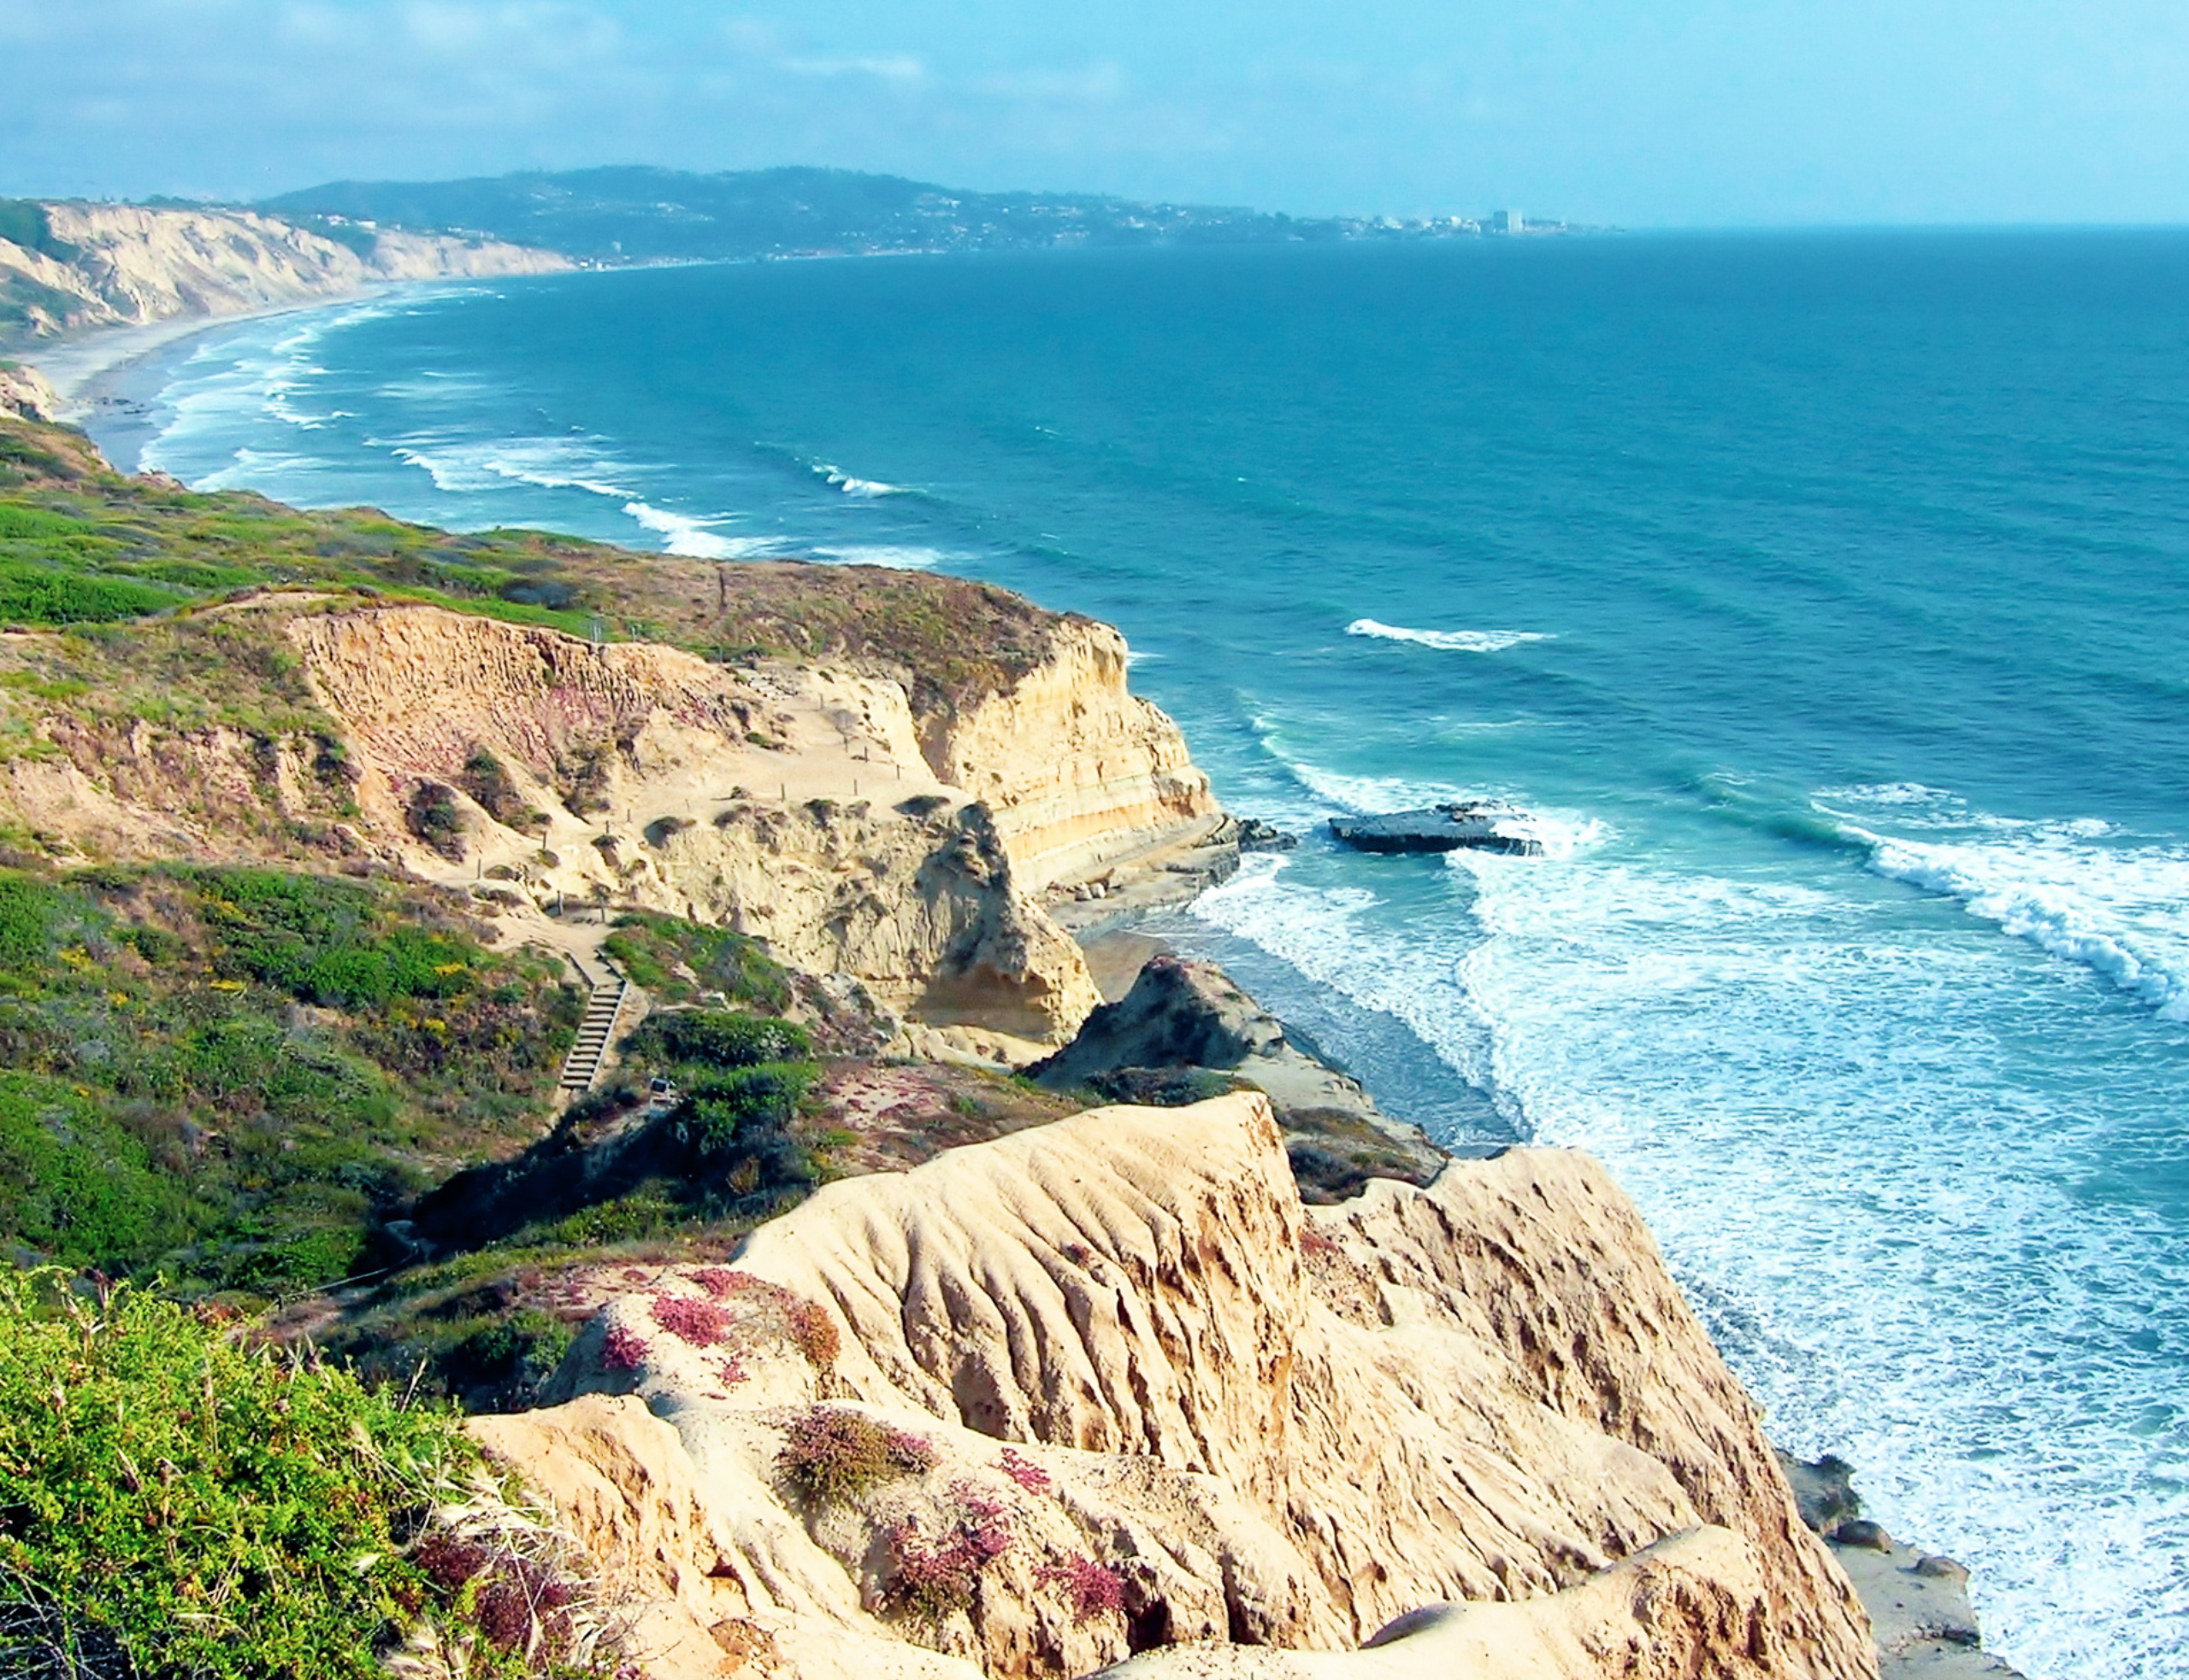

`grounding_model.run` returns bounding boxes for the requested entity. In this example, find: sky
[3,1,2187,226]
